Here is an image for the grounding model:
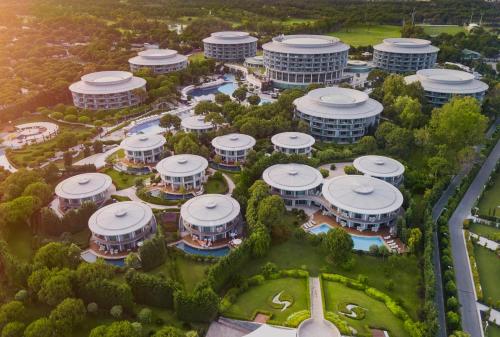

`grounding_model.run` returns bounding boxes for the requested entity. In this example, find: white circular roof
[263,163,323,192]
[120,134,166,152]
[271,132,315,149]
[55,173,112,200]
[156,154,208,177]
[211,133,256,151]
[181,115,214,130]
[69,71,146,95]
[263,34,349,54]
[374,38,439,54]
[322,175,403,214]
[88,201,153,236]
[353,155,405,178]
[203,31,257,45]
[181,194,240,227]
[405,69,489,94]
[294,87,383,120]
[129,48,188,66]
